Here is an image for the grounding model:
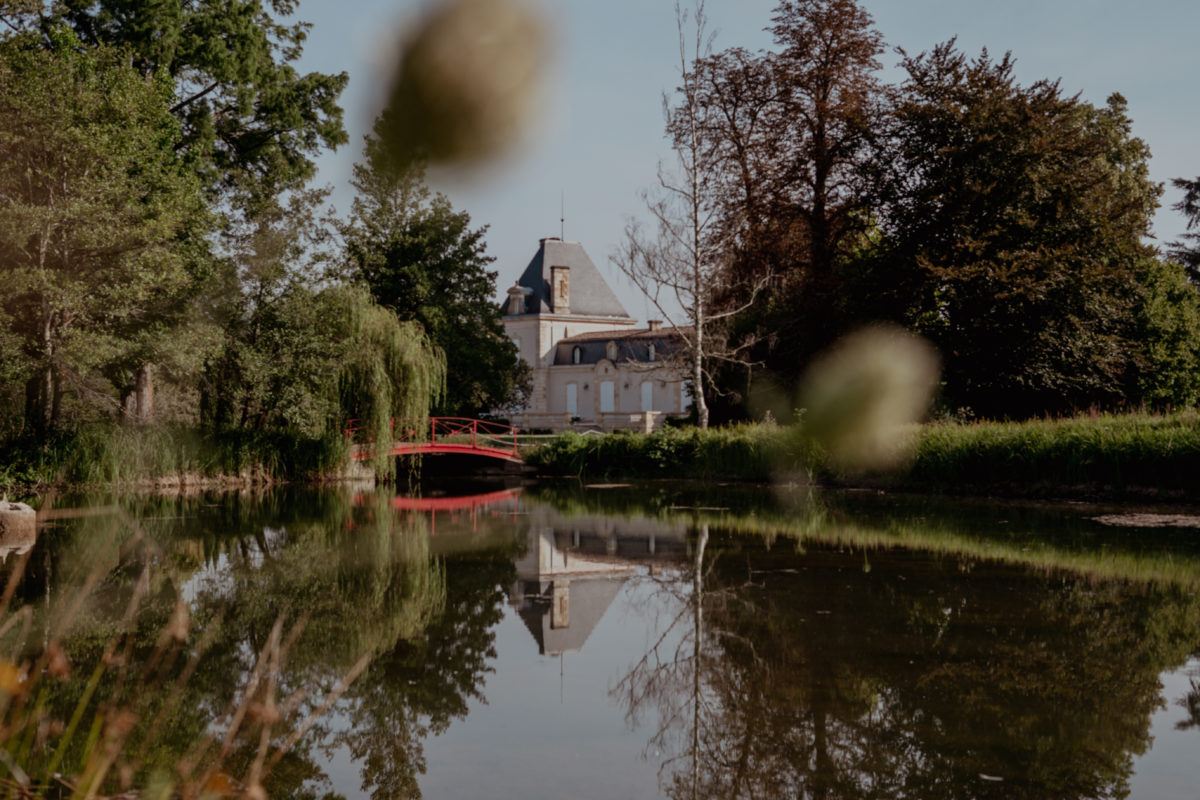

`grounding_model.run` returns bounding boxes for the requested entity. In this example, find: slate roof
[559,325,694,343]
[507,238,632,319]
[554,325,693,366]
[516,577,628,656]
